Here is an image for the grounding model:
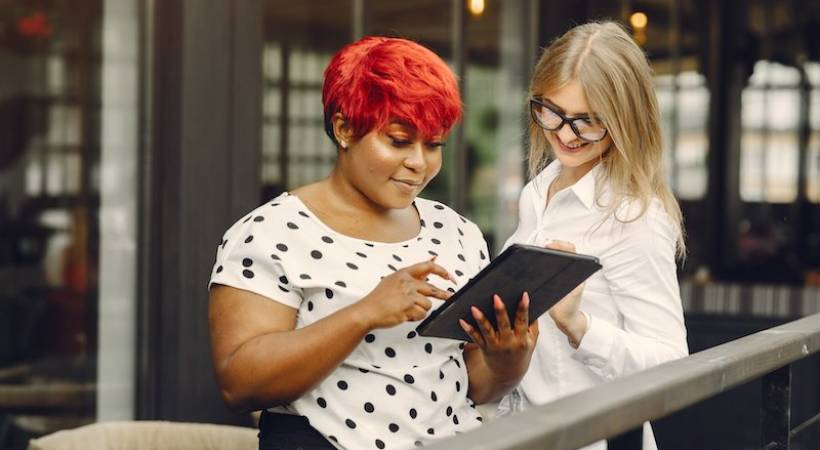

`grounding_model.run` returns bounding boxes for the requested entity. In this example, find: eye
[389,136,412,147]
[426,141,445,150]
